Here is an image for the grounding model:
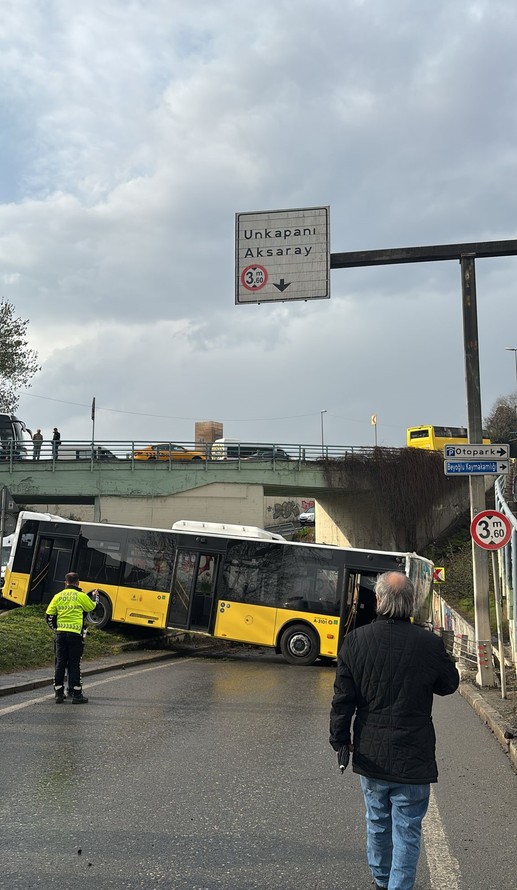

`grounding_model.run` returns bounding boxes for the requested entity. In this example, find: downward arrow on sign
[273,279,291,292]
